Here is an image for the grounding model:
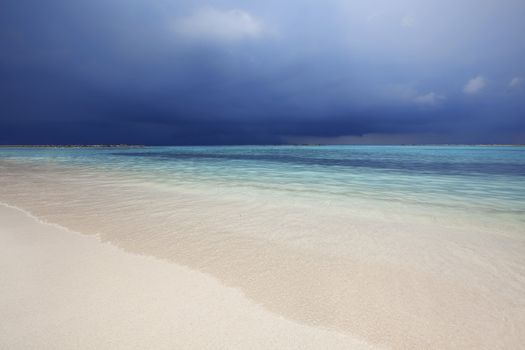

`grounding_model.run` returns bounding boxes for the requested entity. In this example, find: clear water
[1,145,524,231]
